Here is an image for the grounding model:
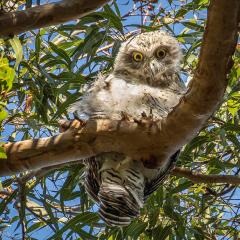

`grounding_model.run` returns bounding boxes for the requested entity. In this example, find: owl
[70,31,186,226]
